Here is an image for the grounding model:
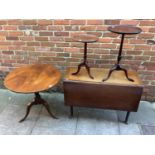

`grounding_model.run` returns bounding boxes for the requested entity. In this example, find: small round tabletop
[4,64,61,93]
[73,34,98,43]
[108,25,142,35]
